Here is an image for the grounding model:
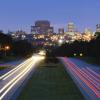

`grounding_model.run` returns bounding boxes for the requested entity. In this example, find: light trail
[0,61,33,94]
[61,57,100,99]
[66,58,100,95]
[0,58,32,80]
[82,68,100,86]
[3,60,32,80]
[0,59,35,99]
[86,67,100,78]
[65,59,100,93]
[0,54,45,100]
